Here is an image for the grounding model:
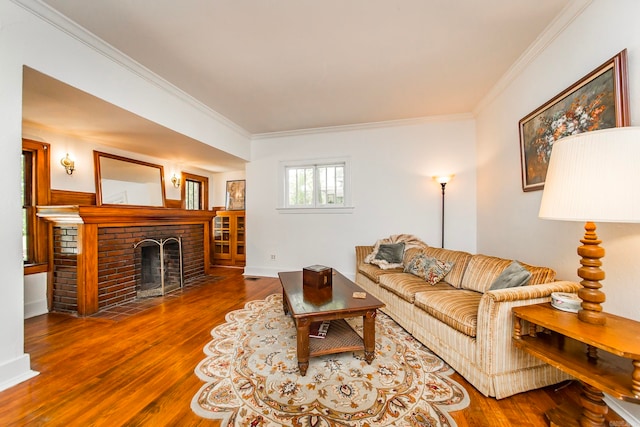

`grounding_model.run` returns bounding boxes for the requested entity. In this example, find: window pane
[22,151,33,262]
[317,164,344,206]
[287,166,314,206]
[185,179,202,210]
[23,208,28,262]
